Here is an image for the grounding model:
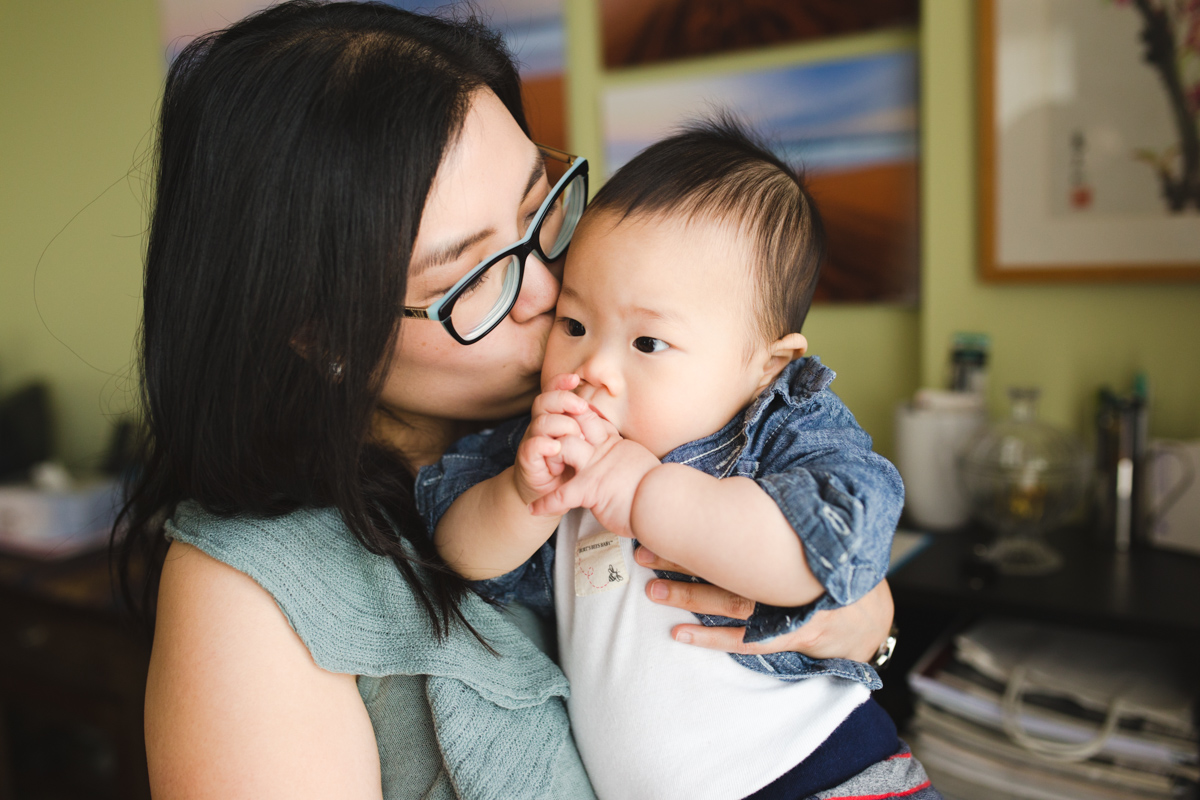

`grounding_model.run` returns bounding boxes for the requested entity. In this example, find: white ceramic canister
[894,389,987,531]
